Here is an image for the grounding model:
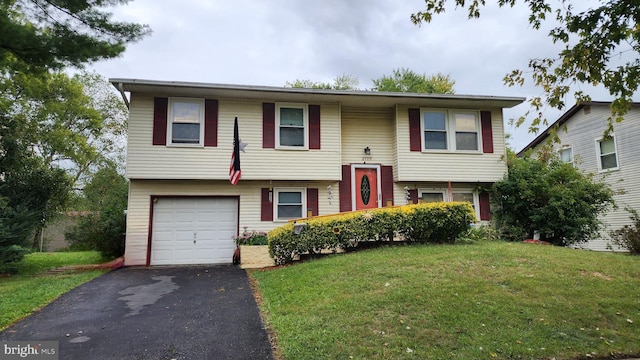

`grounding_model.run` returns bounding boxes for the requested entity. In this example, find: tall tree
[411,0,639,134]
[1,0,151,72]
[372,68,456,94]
